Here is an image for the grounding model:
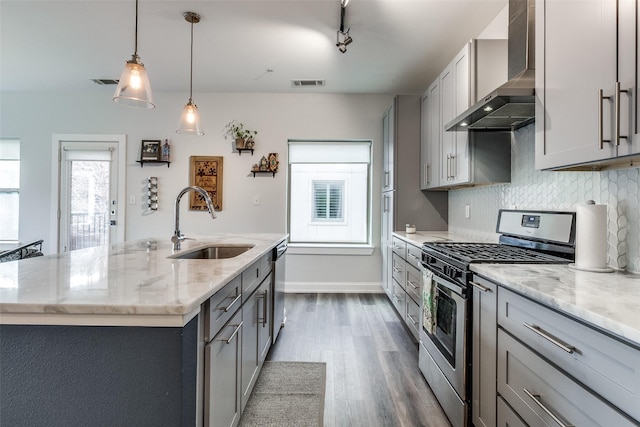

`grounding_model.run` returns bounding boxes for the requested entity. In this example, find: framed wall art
[140,140,161,161]
[189,156,223,211]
